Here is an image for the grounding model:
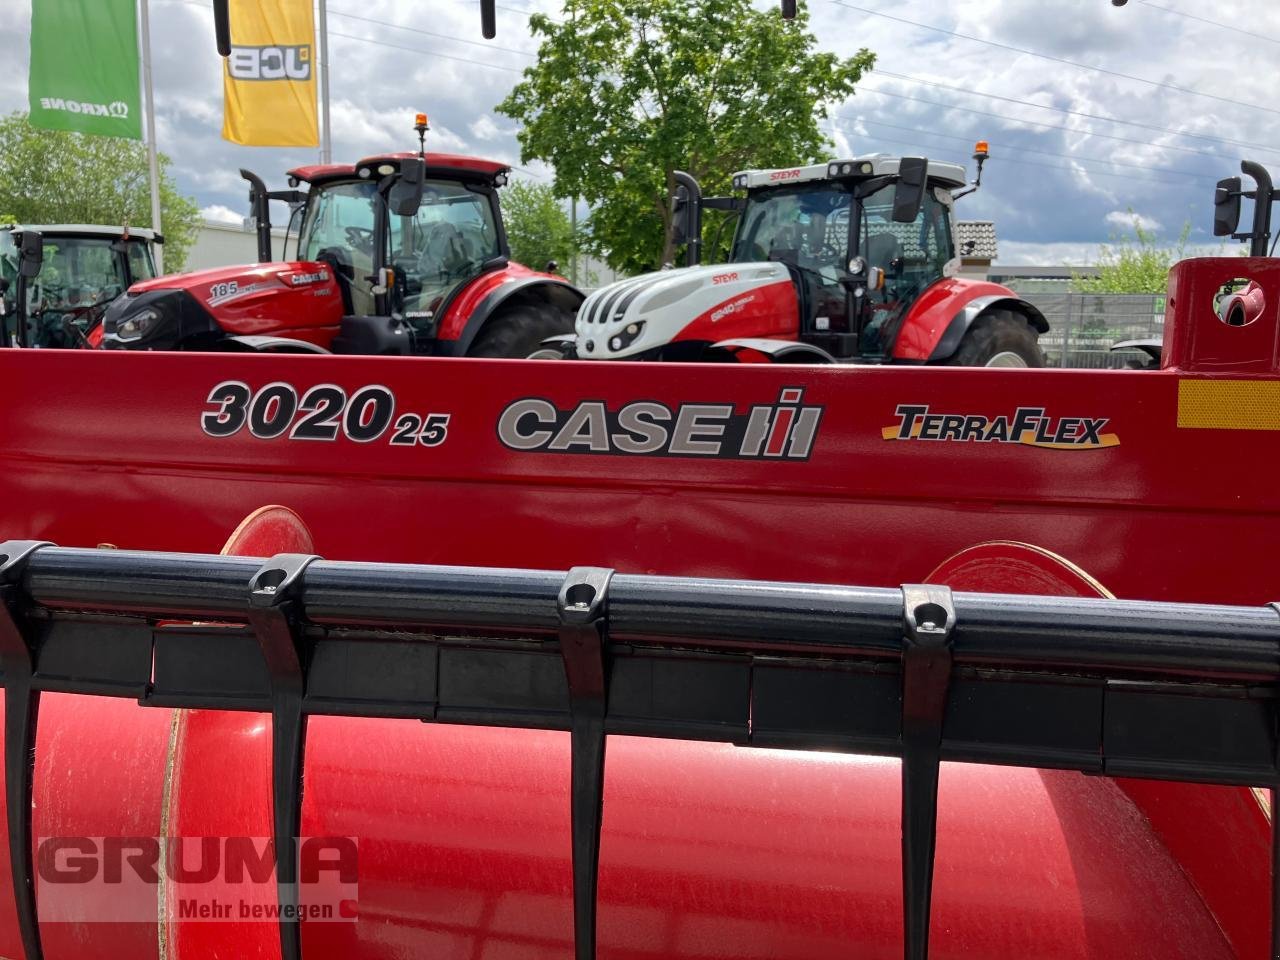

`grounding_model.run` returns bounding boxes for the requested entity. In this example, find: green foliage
[498,0,874,273]
[1076,211,1191,296]
[0,112,200,270]
[500,180,581,274]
